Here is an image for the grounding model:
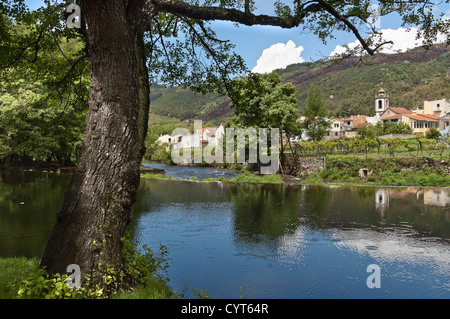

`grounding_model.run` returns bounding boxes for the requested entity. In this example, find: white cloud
[252,40,305,74]
[329,27,447,58]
